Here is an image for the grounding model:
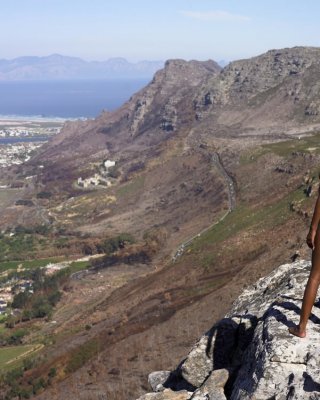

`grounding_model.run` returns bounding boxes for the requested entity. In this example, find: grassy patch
[263,133,320,157]
[191,187,306,252]
[68,260,91,273]
[0,257,65,273]
[0,345,39,370]
[240,132,320,165]
[0,233,54,263]
[200,253,218,270]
